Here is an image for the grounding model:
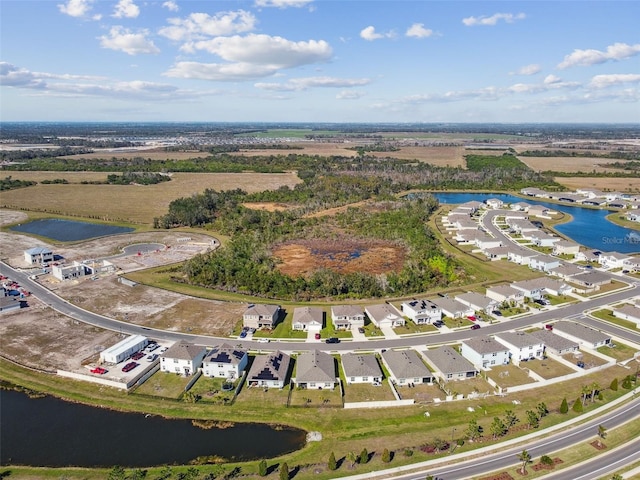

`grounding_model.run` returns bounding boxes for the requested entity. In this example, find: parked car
[467,315,476,321]
[148,344,160,352]
[131,352,145,360]
[325,337,340,344]
[433,321,444,328]
[146,354,158,362]
[470,324,481,330]
[122,362,138,372]
[492,310,503,316]
[314,333,321,340]
[357,327,365,334]
[577,361,585,368]
[239,331,247,338]
[90,367,107,375]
